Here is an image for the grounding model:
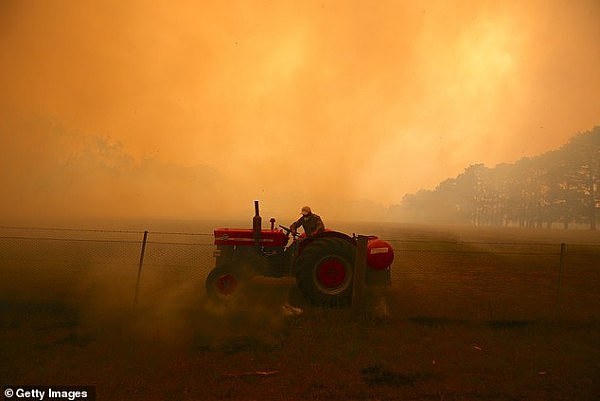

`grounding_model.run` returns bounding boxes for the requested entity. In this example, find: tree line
[391,126,600,230]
